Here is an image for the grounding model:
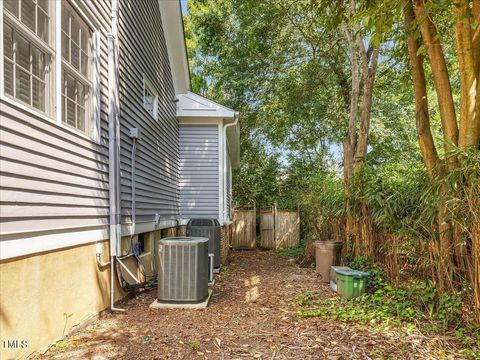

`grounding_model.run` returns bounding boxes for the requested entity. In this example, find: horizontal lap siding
[117,0,179,225]
[179,125,219,219]
[0,0,111,241]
